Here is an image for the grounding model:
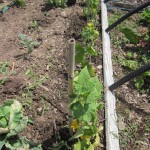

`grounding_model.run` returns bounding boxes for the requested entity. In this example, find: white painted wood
[101,1,120,150]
